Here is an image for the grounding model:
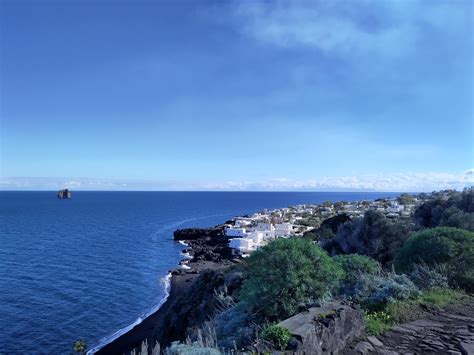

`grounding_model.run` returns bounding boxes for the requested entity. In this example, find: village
[225,192,439,257]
